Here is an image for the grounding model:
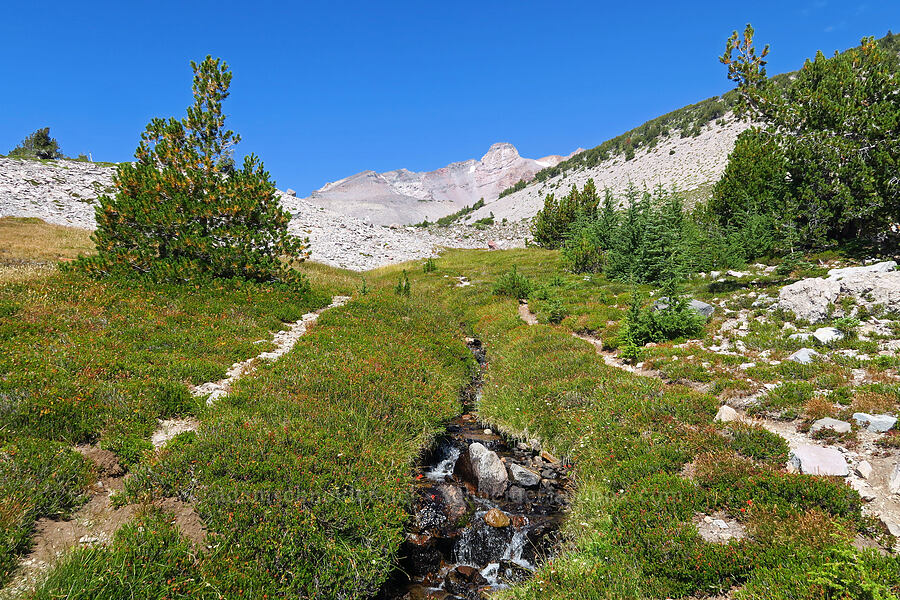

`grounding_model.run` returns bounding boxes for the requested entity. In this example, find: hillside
[467,114,747,223]
[304,142,578,226]
[0,156,532,270]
